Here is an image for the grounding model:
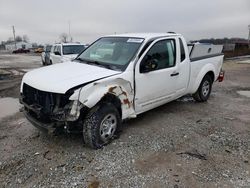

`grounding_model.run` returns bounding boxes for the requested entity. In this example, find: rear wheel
[193,75,212,102]
[83,103,121,149]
